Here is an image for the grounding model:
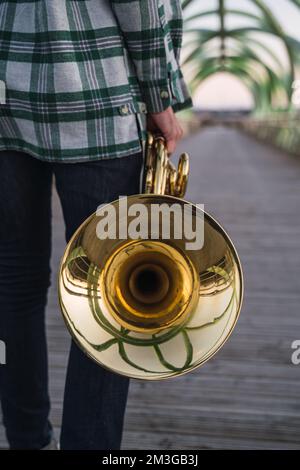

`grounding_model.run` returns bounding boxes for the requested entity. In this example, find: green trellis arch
[182,0,300,111]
